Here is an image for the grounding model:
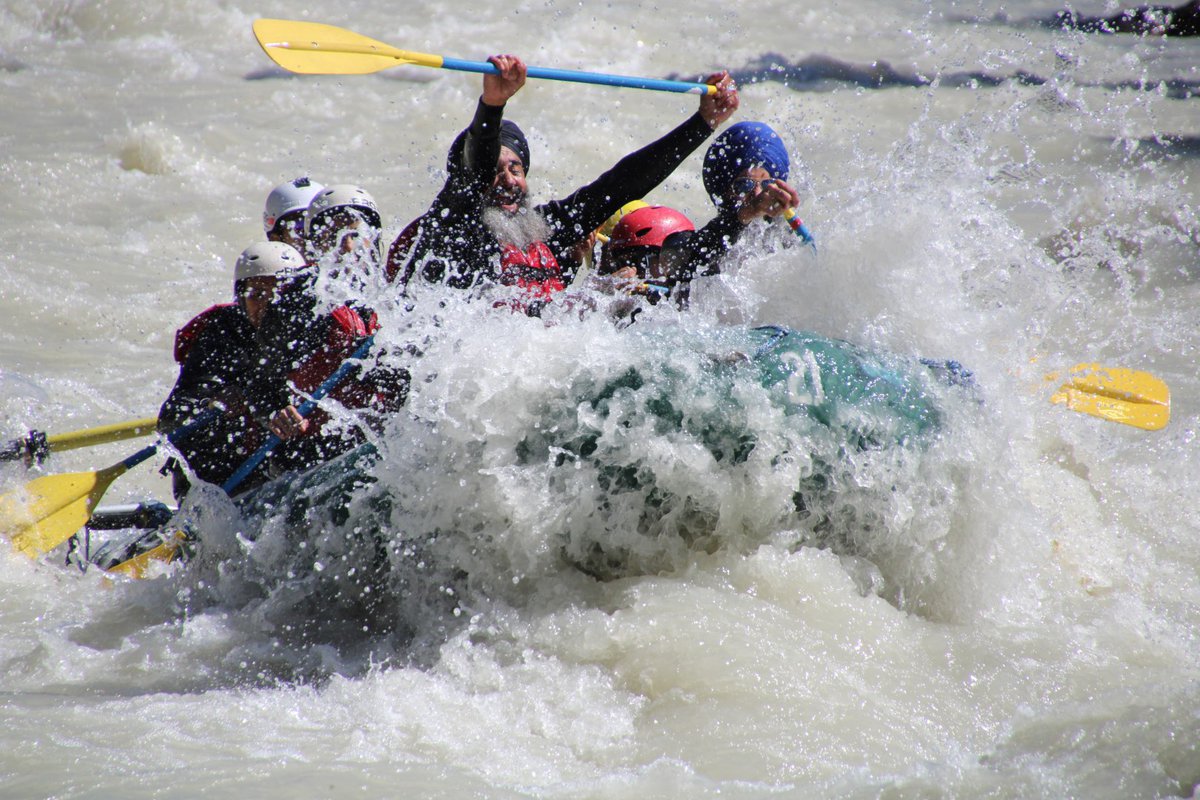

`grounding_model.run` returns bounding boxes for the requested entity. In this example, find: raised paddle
[1,417,158,464]
[0,409,219,558]
[252,19,718,95]
[1047,363,1170,431]
[222,335,377,495]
